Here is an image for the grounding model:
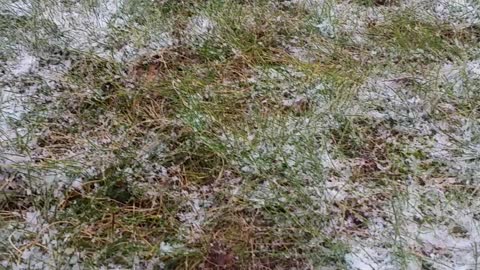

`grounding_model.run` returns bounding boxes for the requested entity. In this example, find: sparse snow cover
[112,31,176,63]
[0,44,73,170]
[185,15,216,43]
[337,68,480,269]
[1,50,37,133]
[406,185,480,269]
[0,0,32,16]
[345,246,397,270]
[432,0,480,26]
[0,48,41,175]
[2,209,76,270]
[342,180,480,269]
[41,0,124,54]
[403,0,480,28]
[177,190,213,241]
[11,52,36,76]
[1,1,134,267]
[358,75,433,136]
[304,0,479,44]
[298,0,387,43]
[439,60,480,97]
[2,0,480,268]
